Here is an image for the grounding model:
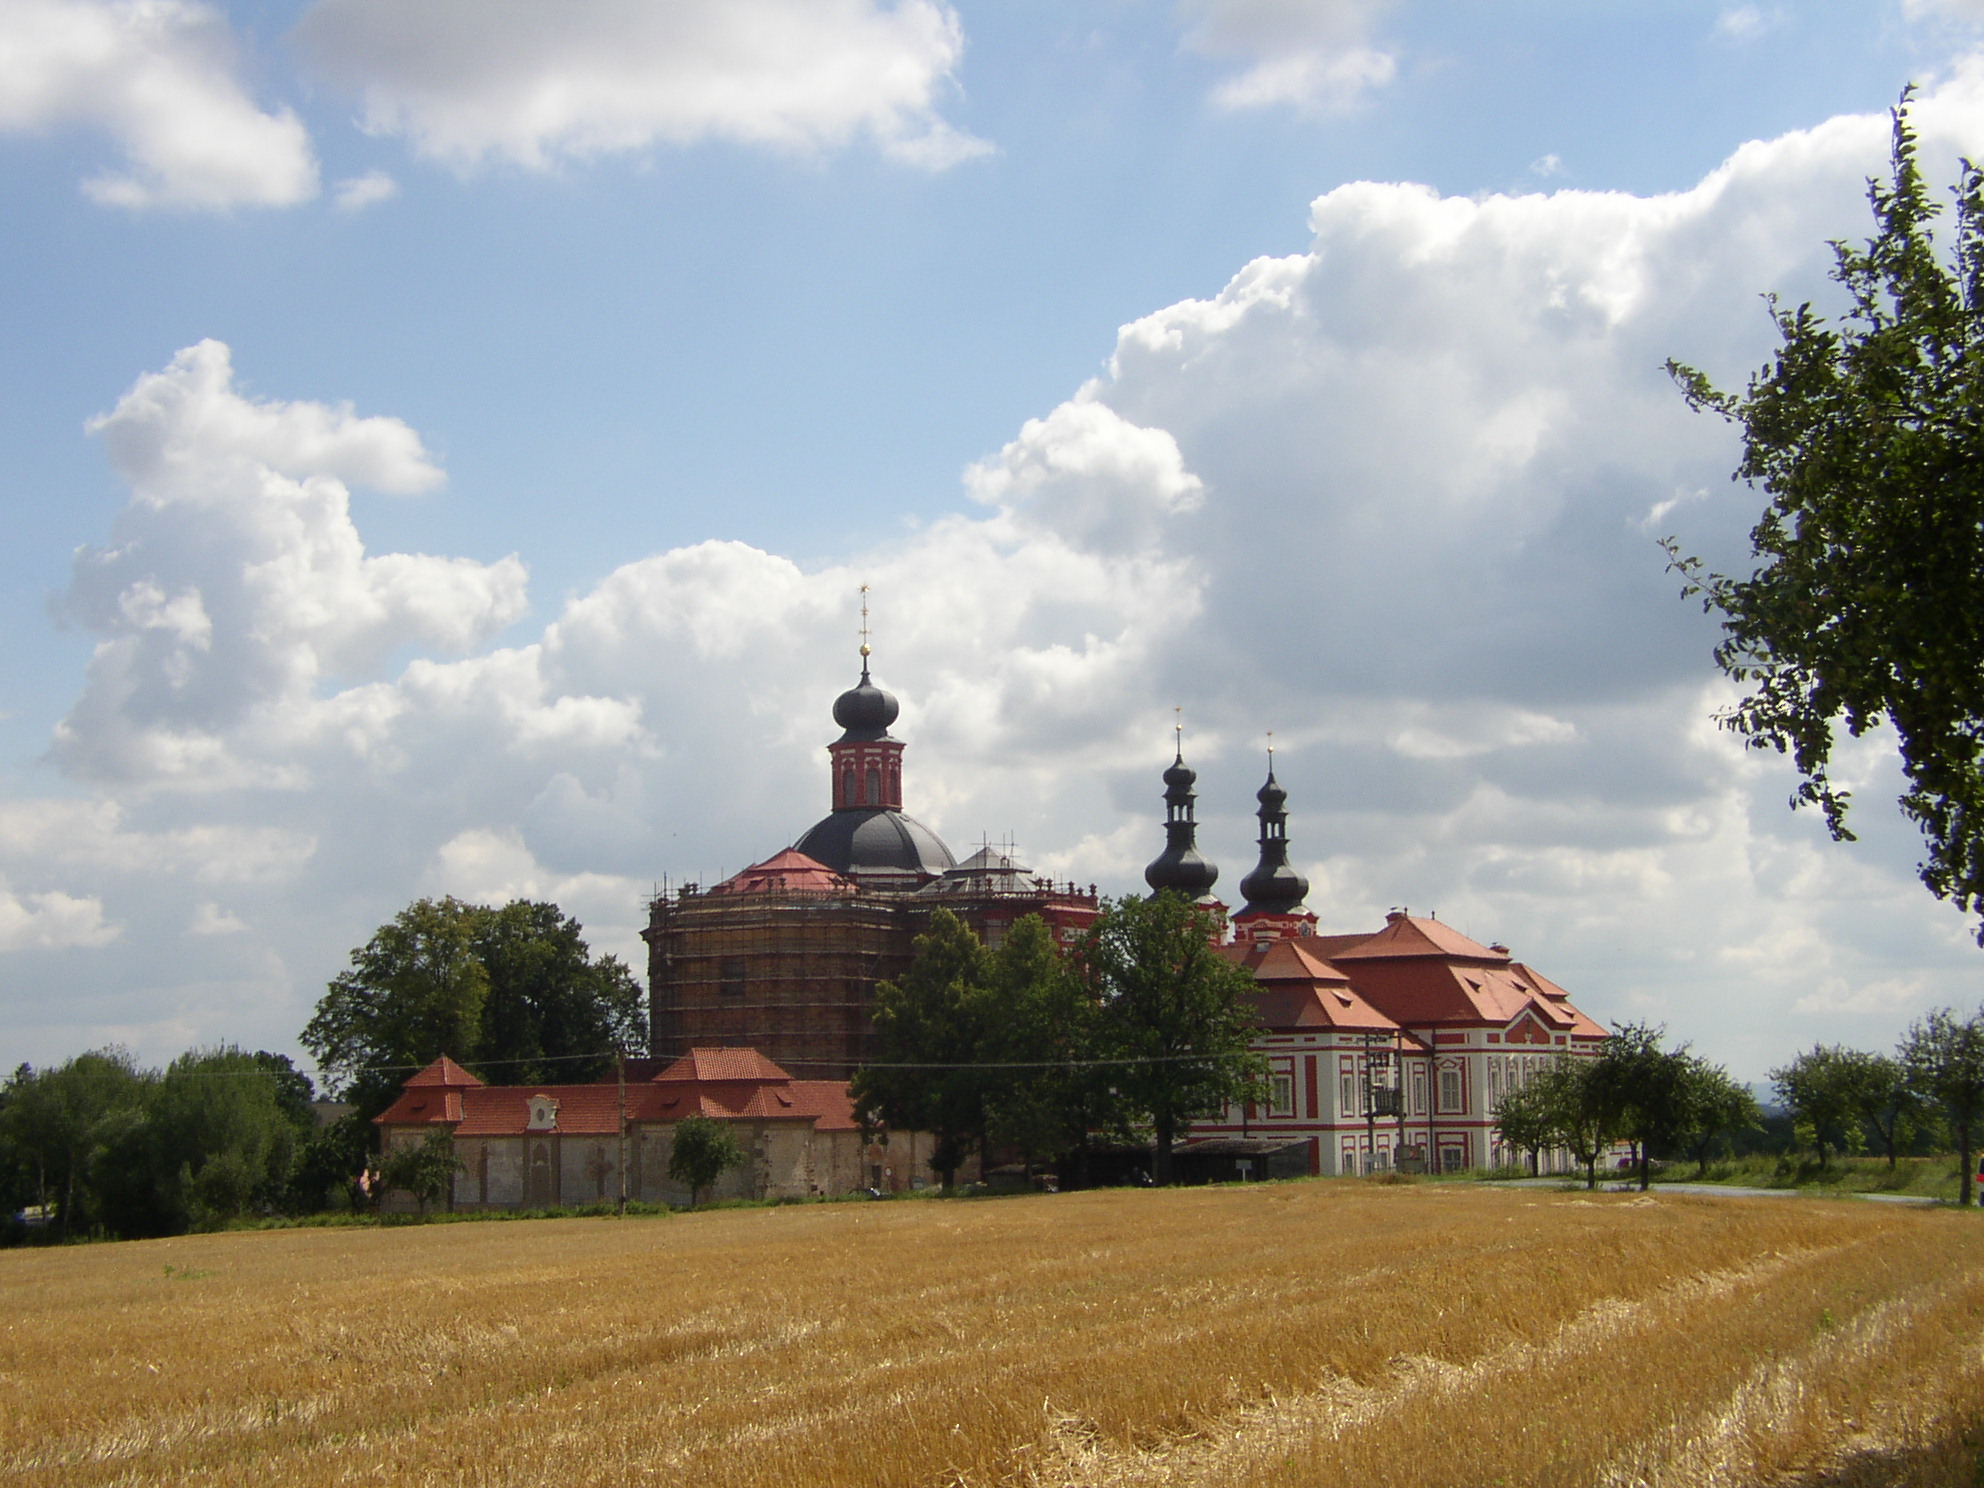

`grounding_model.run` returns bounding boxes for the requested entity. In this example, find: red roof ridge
[404,1055,483,1088]
[652,1047,795,1084]
[1329,914,1505,962]
[709,849,853,898]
